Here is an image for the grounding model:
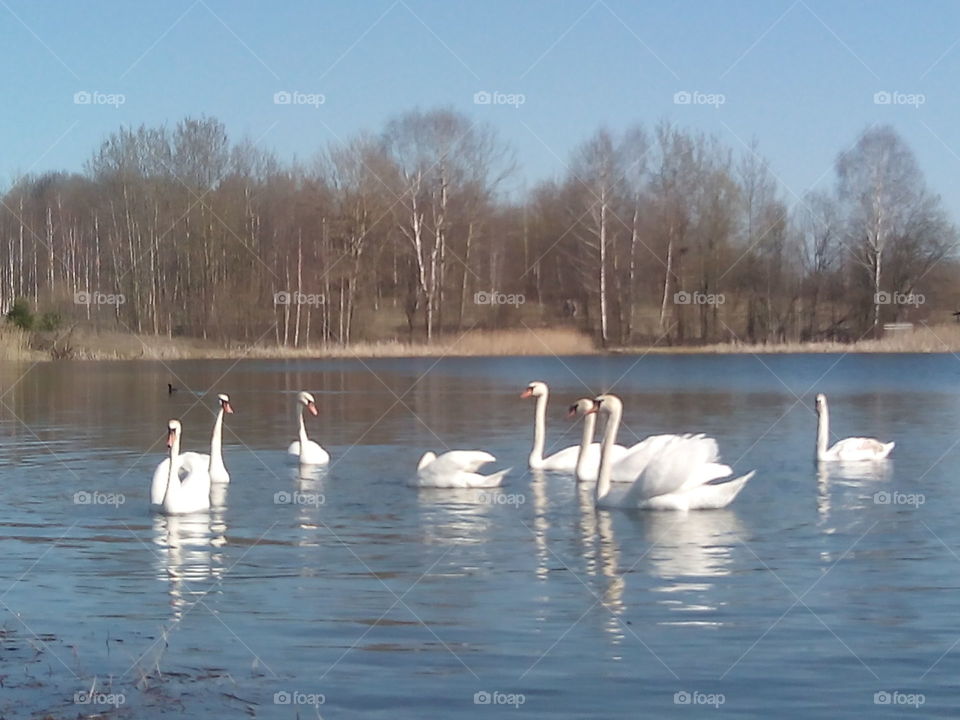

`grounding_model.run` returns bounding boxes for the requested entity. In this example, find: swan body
[286,391,329,465]
[153,419,211,515]
[413,450,509,488]
[590,395,753,511]
[524,381,625,471]
[816,393,894,462]
[150,394,233,504]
